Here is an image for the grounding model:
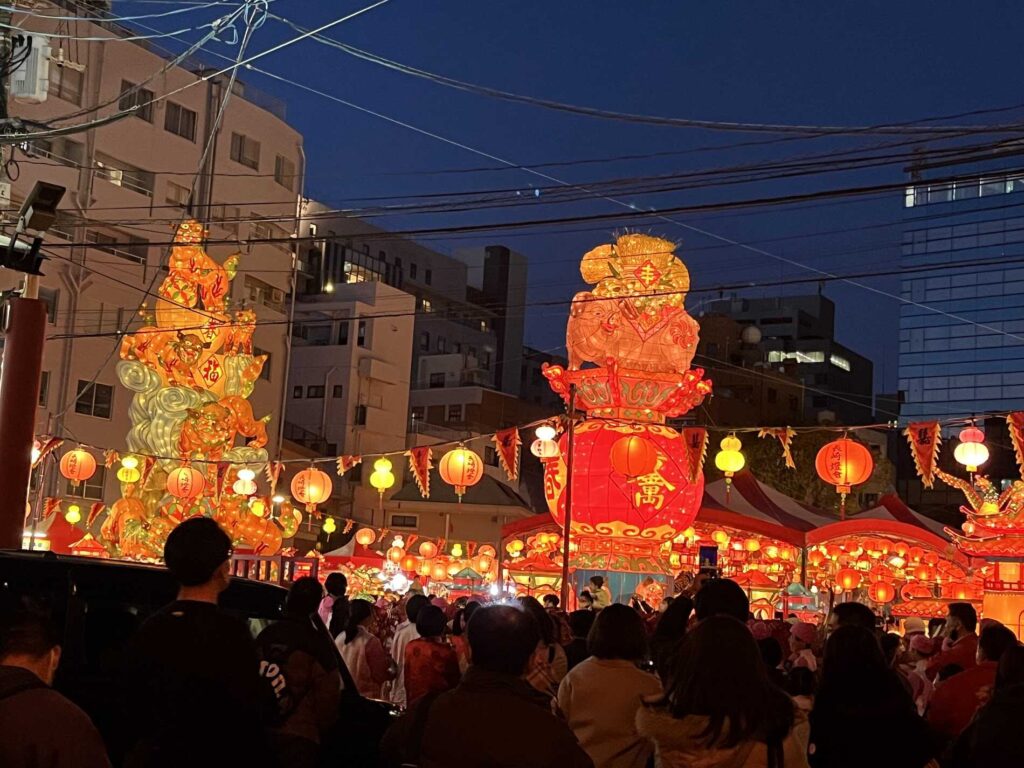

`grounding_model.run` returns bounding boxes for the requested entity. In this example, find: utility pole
[559,386,576,608]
